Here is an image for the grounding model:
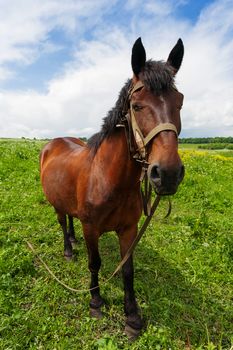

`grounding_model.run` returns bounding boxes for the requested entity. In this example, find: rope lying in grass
[26,198,171,293]
[26,238,140,293]
[26,241,97,293]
